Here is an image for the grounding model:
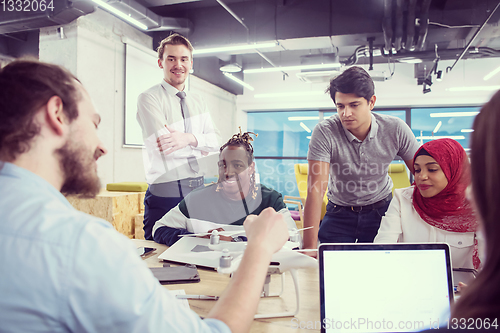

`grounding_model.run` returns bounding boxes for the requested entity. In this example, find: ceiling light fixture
[244,63,341,74]
[461,129,474,133]
[484,66,500,81]
[299,122,312,133]
[288,116,320,121]
[430,112,479,117]
[90,0,148,30]
[193,42,278,55]
[219,55,242,73]
[223,72,254,91]
[219,63,242,73]
[397,58,423,64]
[446,86,500,92]
[433,121,442,133]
